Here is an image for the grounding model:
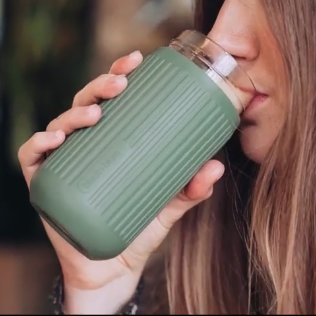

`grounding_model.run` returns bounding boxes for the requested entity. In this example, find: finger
[72,74,128,108]
[71,51,143,109]
[46,104,102,134]
[184,159,225,201]
[156,160,225,230]
[18,131,65,168]
[109,50,143,75]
